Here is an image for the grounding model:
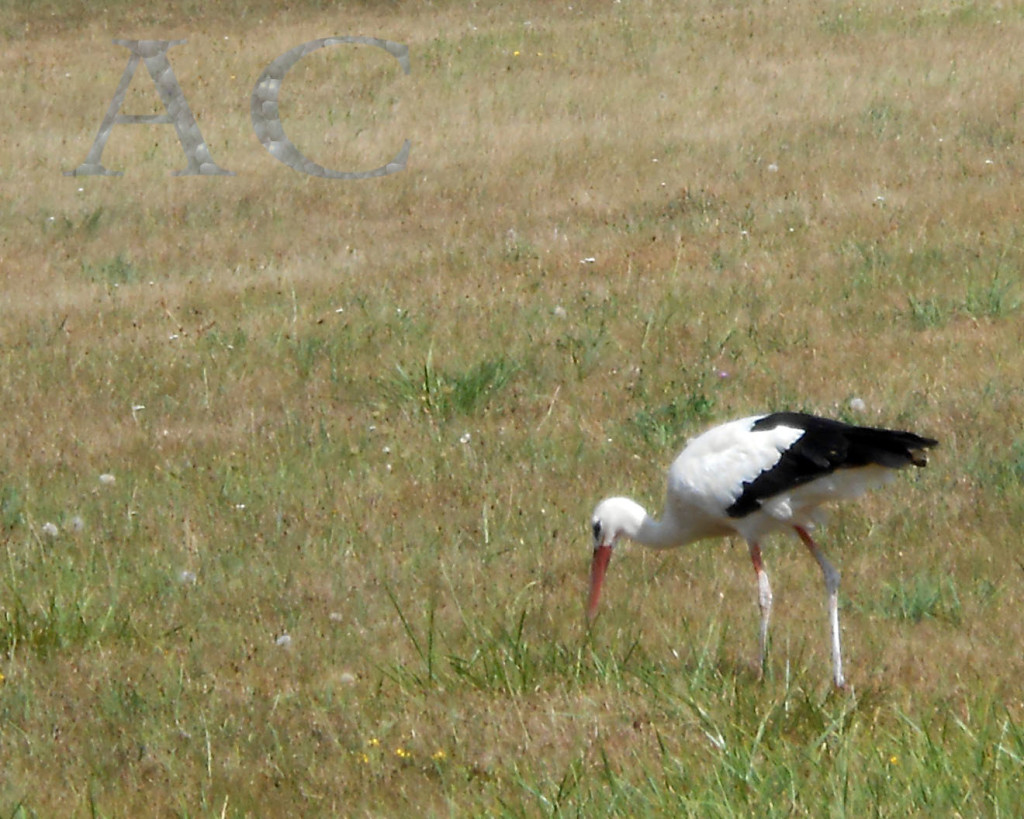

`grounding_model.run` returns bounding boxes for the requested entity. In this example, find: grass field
[3,0,1024,814]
